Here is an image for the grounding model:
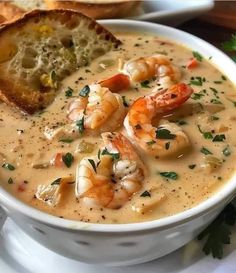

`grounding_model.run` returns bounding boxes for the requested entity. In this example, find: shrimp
[75,132,146,209]
[122,54,181,88]
[124,83,194,158]
[67,83,126,132]
[99,55,182,92]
